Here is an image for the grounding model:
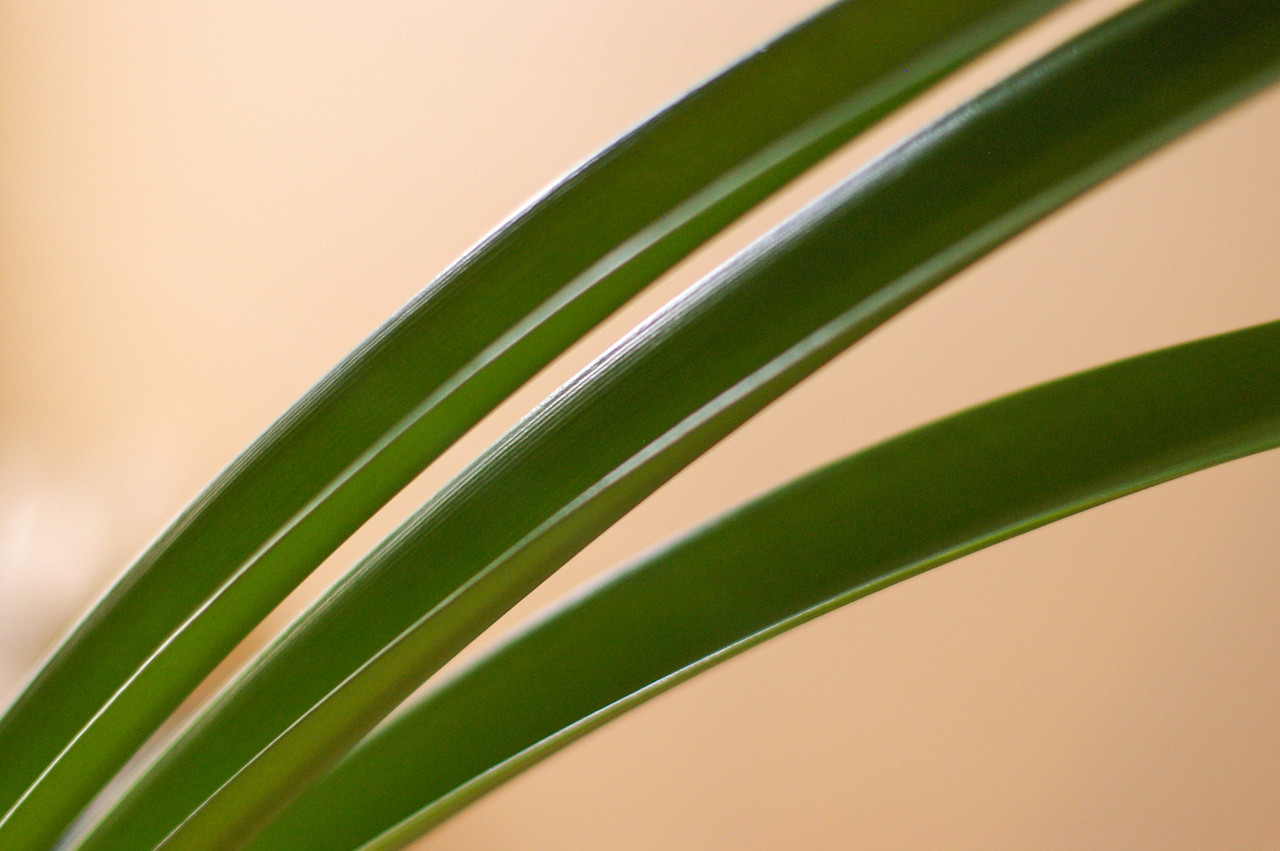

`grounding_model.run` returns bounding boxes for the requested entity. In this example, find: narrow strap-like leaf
[81,0,1280,848]
[253,318,1280,851]
[0,0,1065,844]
